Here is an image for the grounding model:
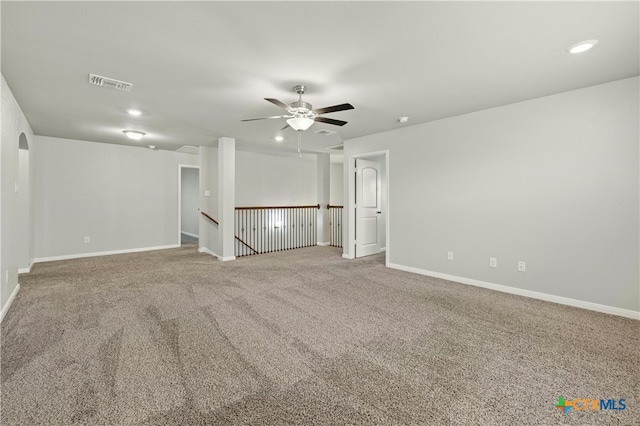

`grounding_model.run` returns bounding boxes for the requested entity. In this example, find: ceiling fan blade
[265,98,289,109]
[313,103,354,115]
[314,116,347,126]
[281,123,291,131]
[241,115,288,122]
